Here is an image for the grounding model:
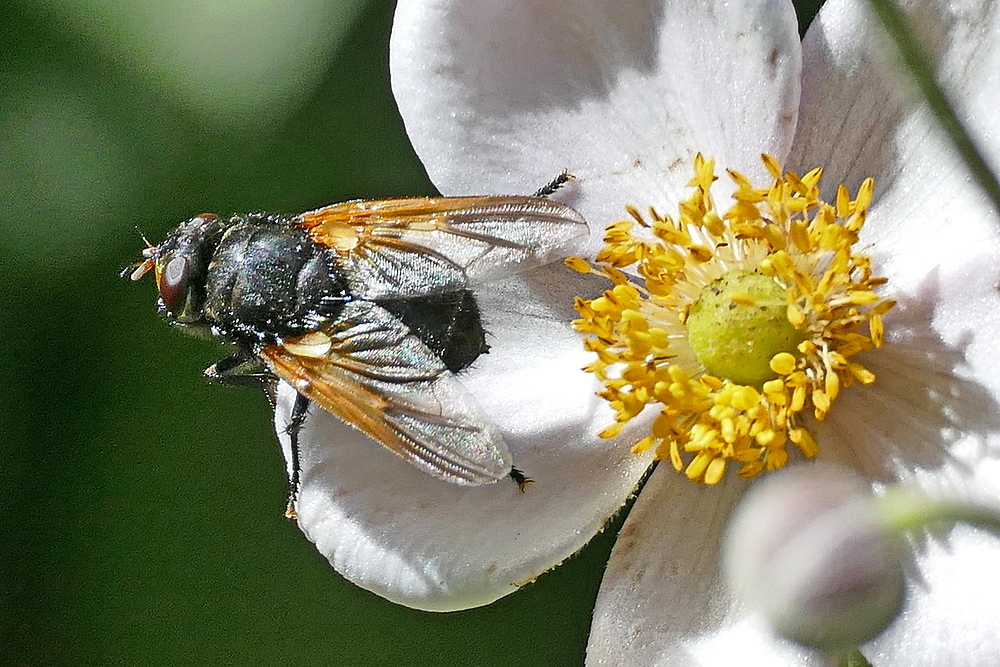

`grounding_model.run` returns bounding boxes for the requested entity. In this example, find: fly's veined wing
[260,300,512,485]
[298,196,587,299]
